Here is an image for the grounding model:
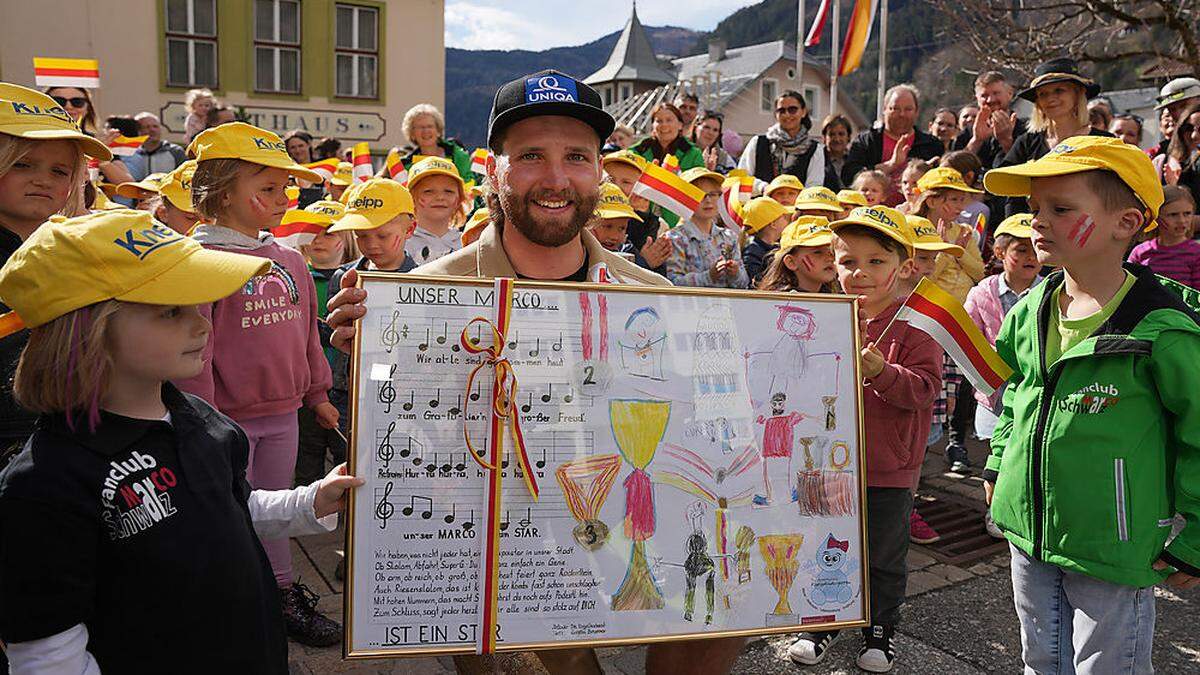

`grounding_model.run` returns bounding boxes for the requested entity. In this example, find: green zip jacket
[985,263,1200,587]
